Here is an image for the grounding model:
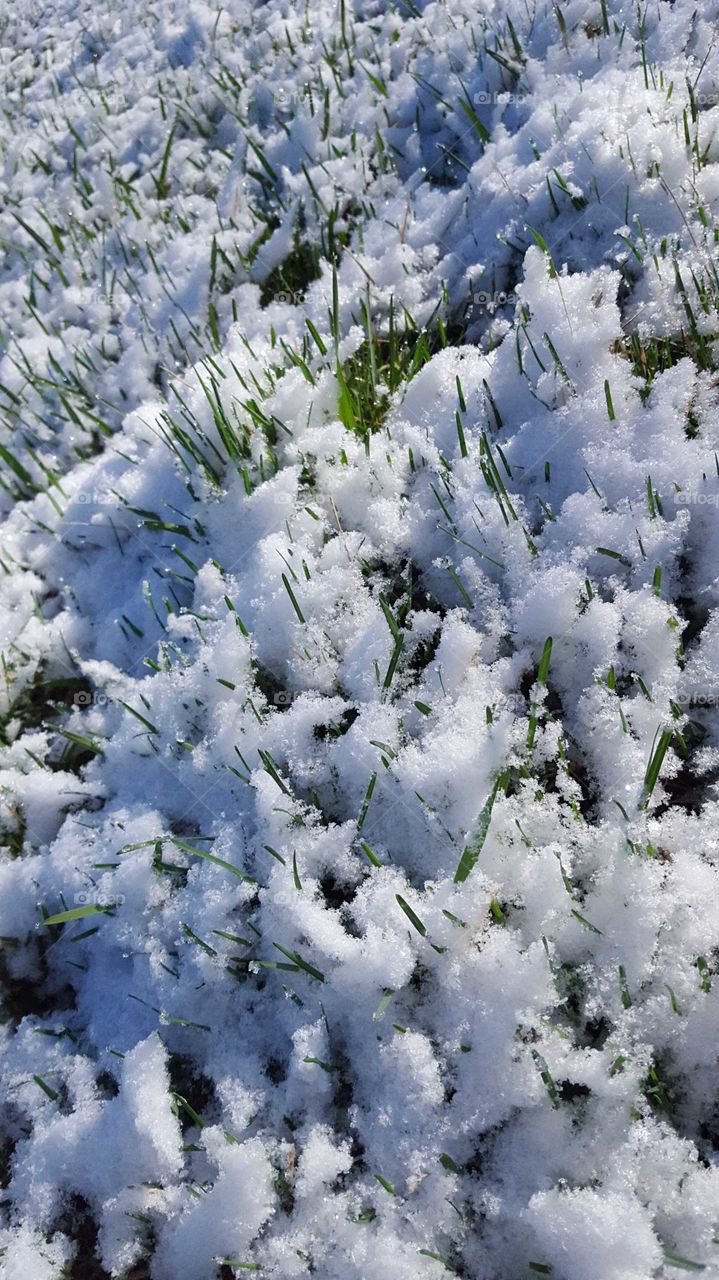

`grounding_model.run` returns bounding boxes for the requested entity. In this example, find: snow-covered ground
[1,1,719,1276]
